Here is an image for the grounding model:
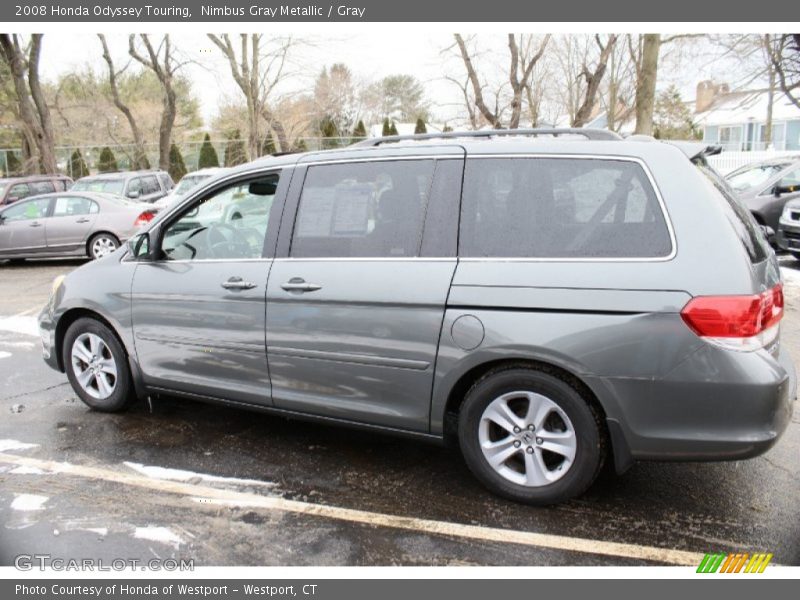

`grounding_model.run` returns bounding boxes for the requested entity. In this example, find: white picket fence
[707,150,800,175]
